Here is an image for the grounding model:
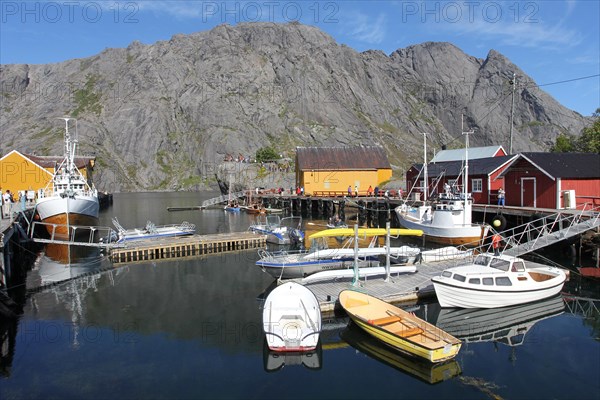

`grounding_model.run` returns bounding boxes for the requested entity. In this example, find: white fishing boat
[111,218,195,243]
[395,131,489,246]
[262,281,322,352]
[255,228,423,279]
[431,254,568,308]
[249,215,304,245]
[36,118,99,238]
